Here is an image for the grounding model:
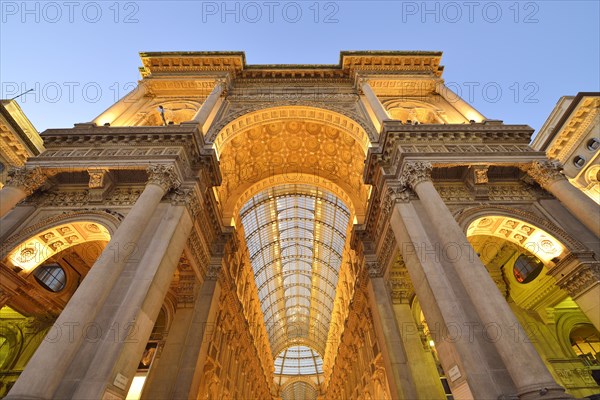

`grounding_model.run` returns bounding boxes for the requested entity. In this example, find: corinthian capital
[401,161,433,189]
[526,160,565,189]
[146,164,181,192]
[6,167,47,195]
